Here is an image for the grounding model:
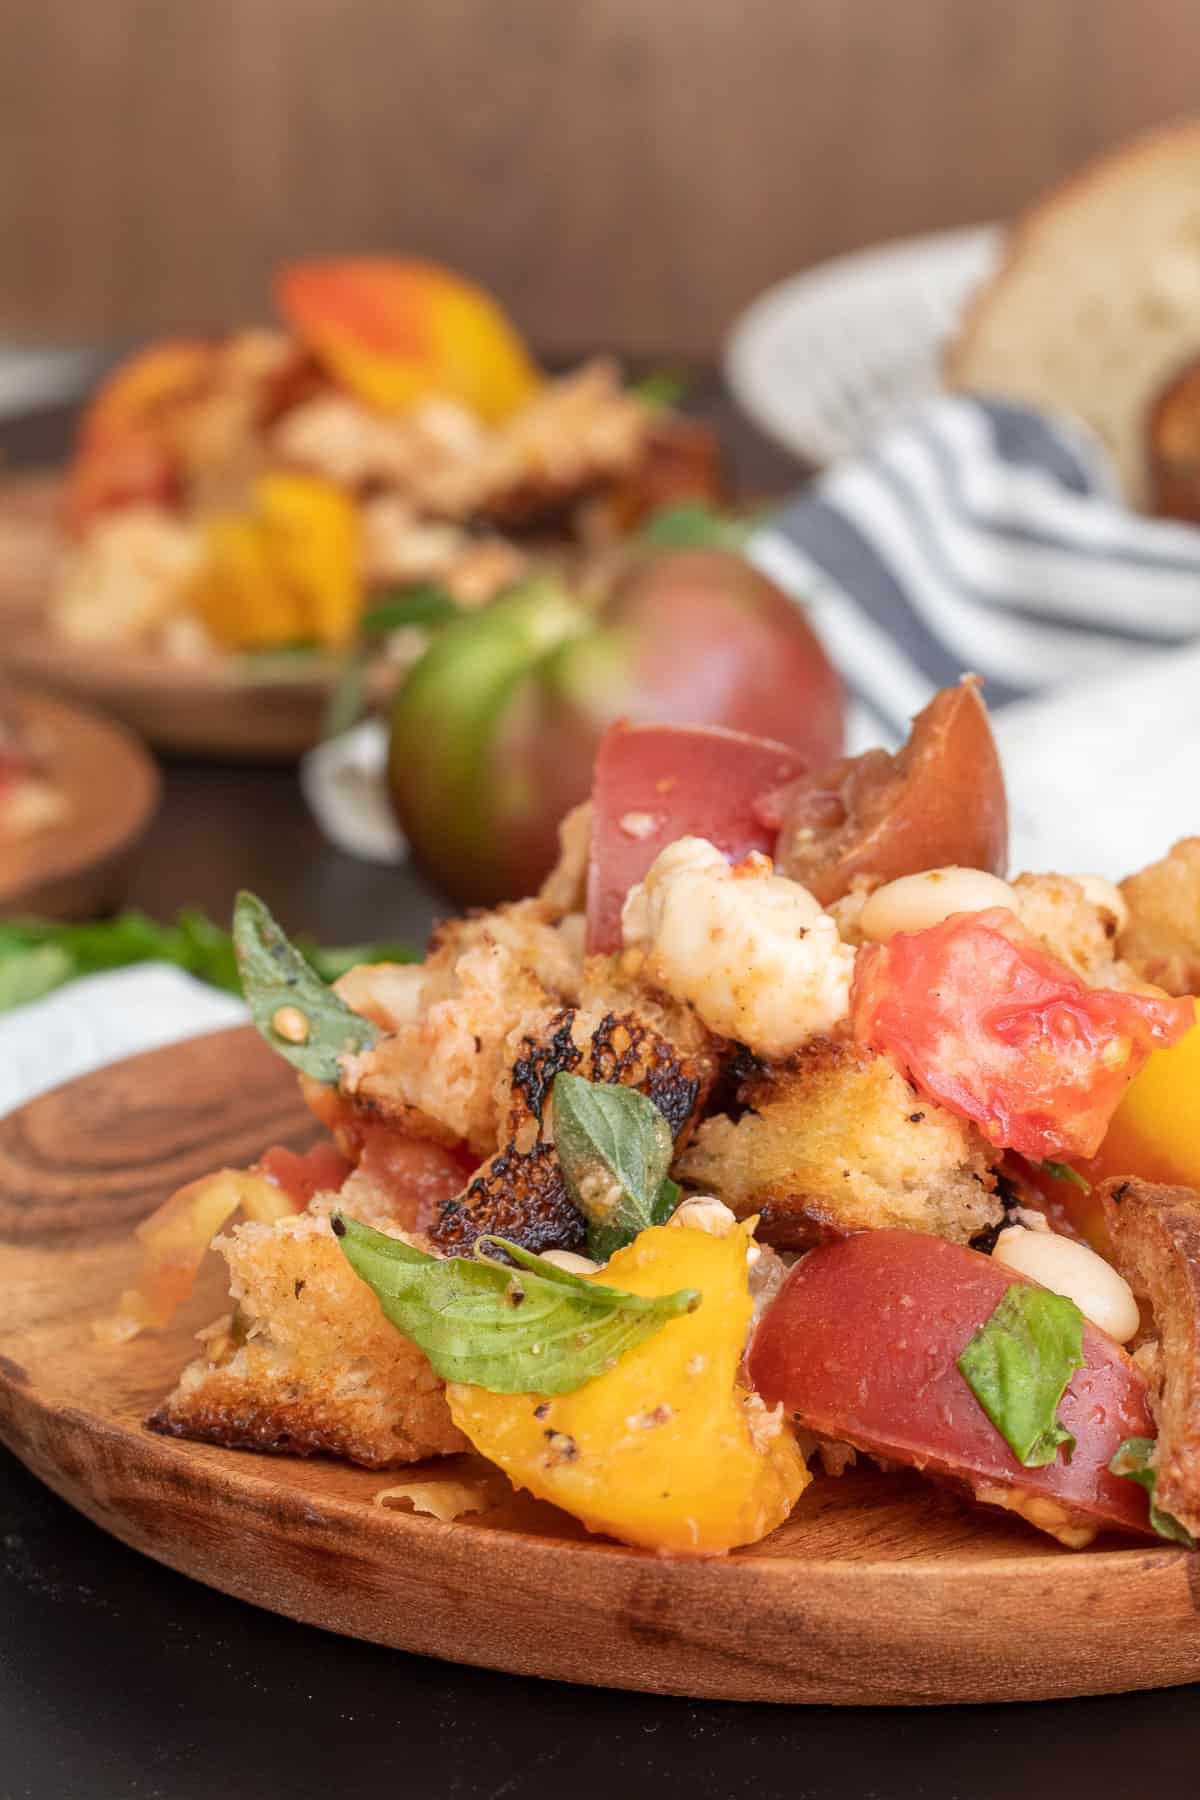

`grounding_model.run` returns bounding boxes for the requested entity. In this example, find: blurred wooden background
[4,0,1200,357]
